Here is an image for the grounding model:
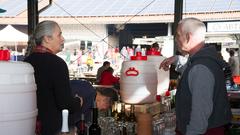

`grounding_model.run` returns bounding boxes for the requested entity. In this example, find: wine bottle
[118,103,126,122]
[128,105,136,135]
[89,101,101,135]
[77,113,86,135]
[106,108,112,117]
[61,109,70,135]
[111,101,119,120]
[118,103,127,135]
[128,105,136,122]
